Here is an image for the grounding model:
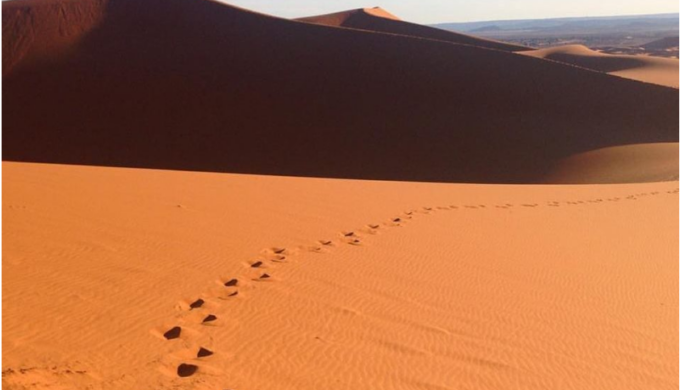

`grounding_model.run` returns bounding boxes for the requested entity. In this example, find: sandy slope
[3,0,678,183]
[521,44,680,88]
[546,143,679,184]
[3,162,678,389]
[296,7,530,52]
